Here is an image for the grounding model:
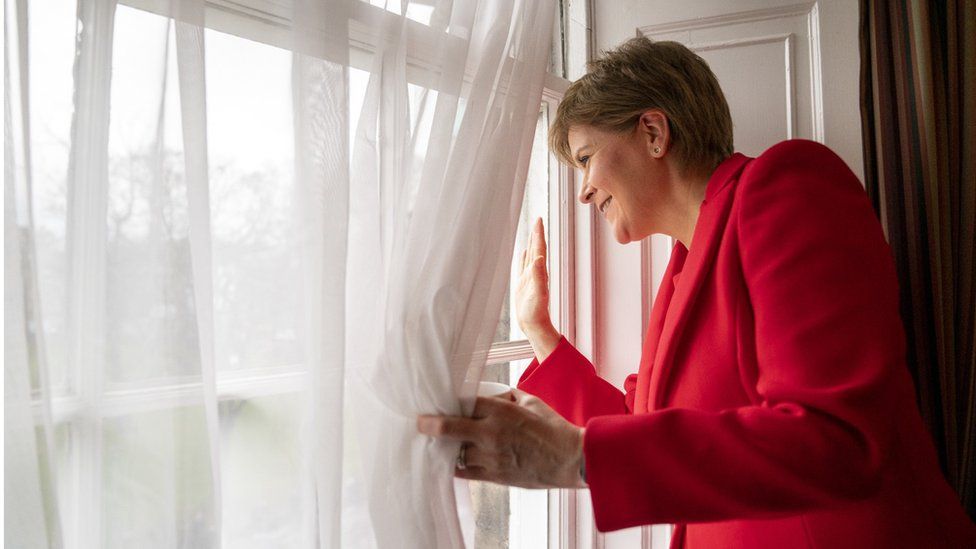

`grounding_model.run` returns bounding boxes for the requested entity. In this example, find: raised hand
[516,218,561,362]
